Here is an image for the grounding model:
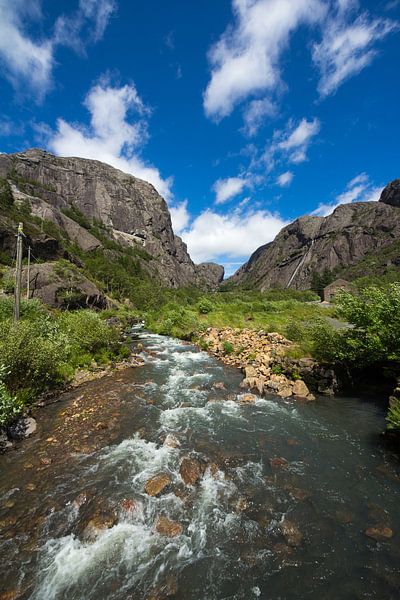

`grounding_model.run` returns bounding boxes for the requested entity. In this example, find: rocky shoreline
[199,327,338,401]
[0,352,145,452]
